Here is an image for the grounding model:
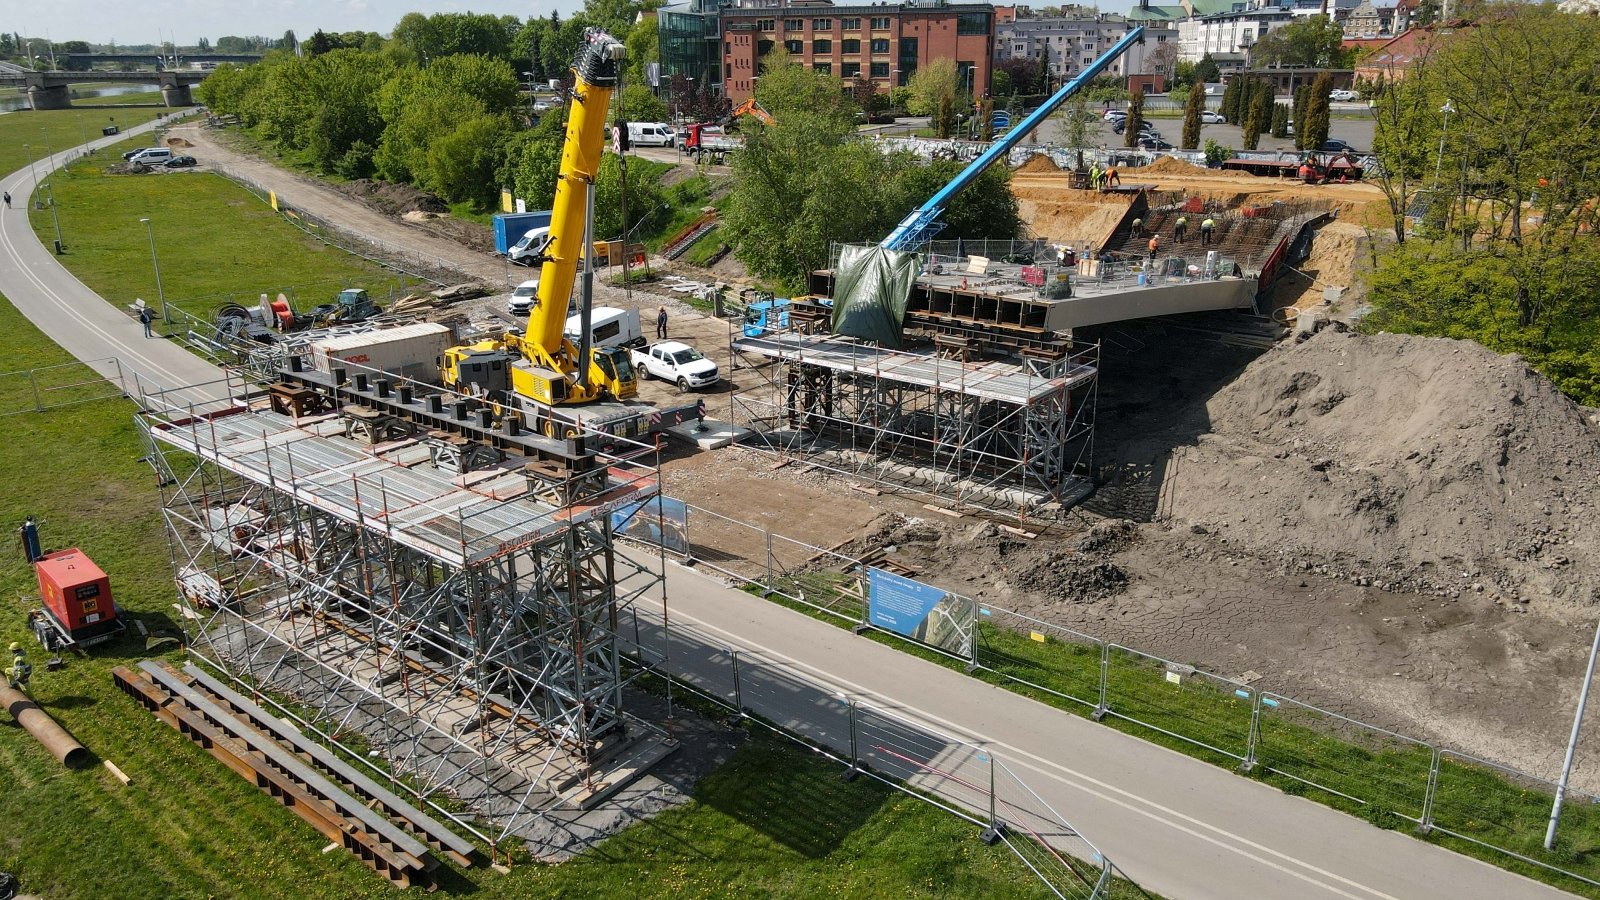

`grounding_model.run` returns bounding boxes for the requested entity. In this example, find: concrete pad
[661,418,750,450]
